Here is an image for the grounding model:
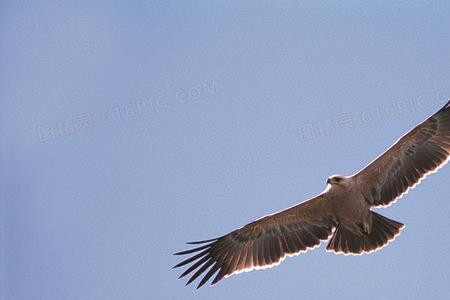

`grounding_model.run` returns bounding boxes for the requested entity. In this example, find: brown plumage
[174,100,450,289]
